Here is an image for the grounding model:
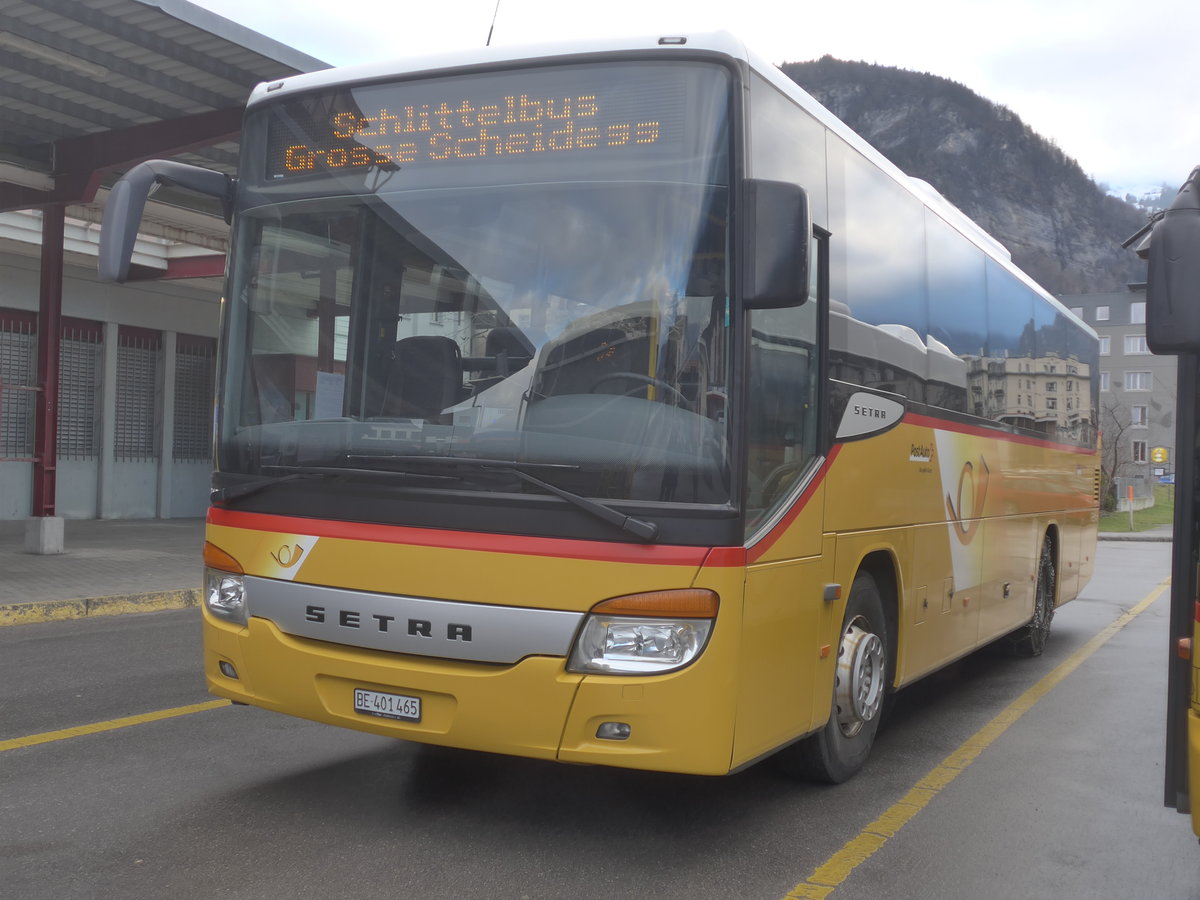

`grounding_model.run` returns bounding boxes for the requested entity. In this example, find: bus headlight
[567,589,718,675]
[205,568,247,625]
[203,541,247,626]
